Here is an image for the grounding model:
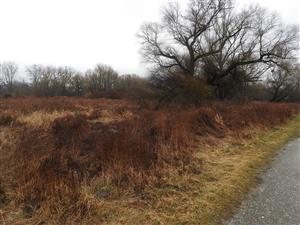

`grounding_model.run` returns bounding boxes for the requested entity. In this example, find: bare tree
[27,65,53,96]
[85,64,119,95]
[26,64,43,88]
[267,64,299,102]
[70,73,85,96]
[139,0,299,101]
[0,62,18,91]
[53,67,74,95]
[139,0,230,77]
[202,6,298,97]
